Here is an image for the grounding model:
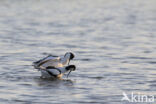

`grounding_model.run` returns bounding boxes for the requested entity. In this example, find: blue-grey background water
[0,0,156,104]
